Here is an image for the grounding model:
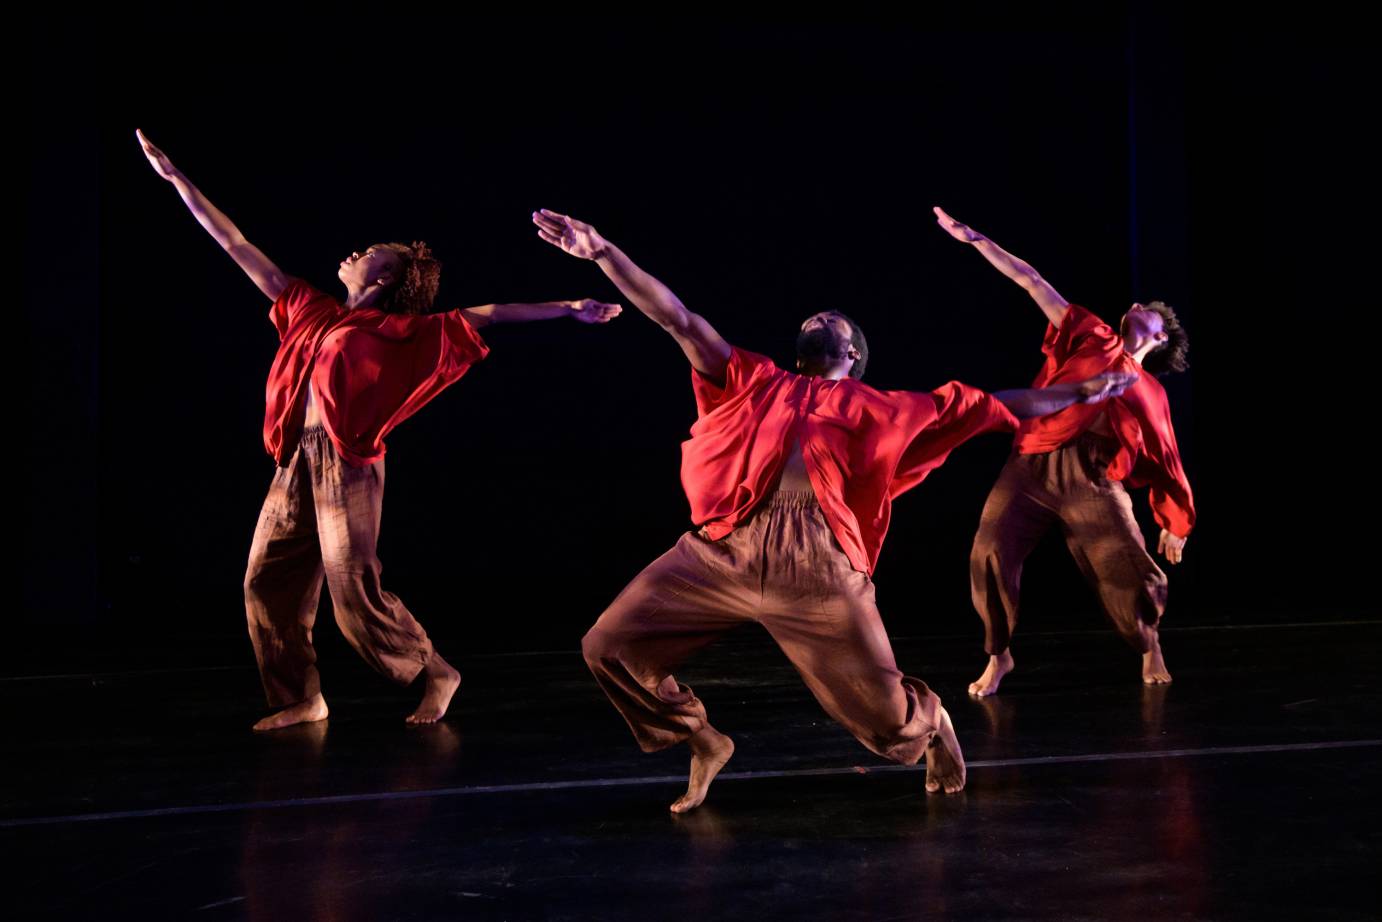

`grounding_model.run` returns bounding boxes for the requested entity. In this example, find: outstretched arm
[934,206,1070,328]
[136,129,289,301]
[994,372,1138,419]
[457,298,621,329]
[532,209,731,380]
